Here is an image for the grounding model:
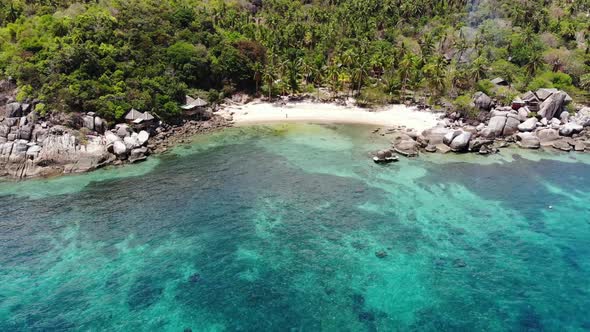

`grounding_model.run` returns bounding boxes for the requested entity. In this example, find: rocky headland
[0,81,230,179]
